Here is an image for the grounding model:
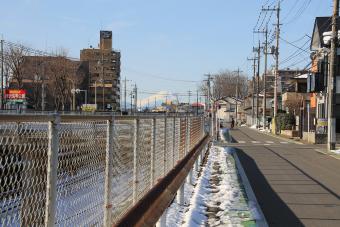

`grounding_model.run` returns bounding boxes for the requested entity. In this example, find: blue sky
[0,0,330,103]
